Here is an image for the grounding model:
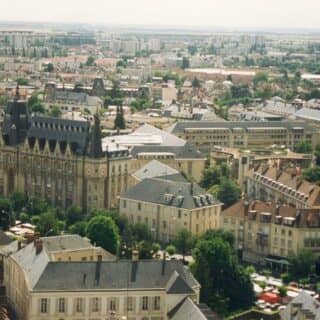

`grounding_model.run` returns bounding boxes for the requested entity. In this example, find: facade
[222,199,320,265]
[0,87,131,210]
[120,174,222,242]
[246,164,320,209]
[3,235,206,320]
[170,121,320,151]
